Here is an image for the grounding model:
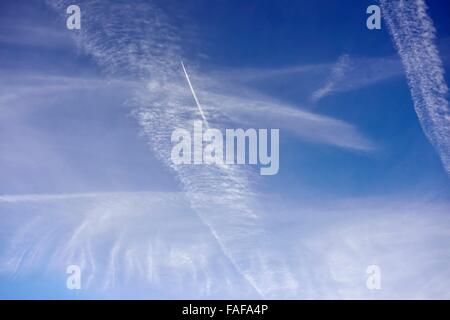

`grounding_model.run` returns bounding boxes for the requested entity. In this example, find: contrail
[181,61,209,127]
[40,0,299,298]
[0,191,168,203]
[380,0,450,175]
